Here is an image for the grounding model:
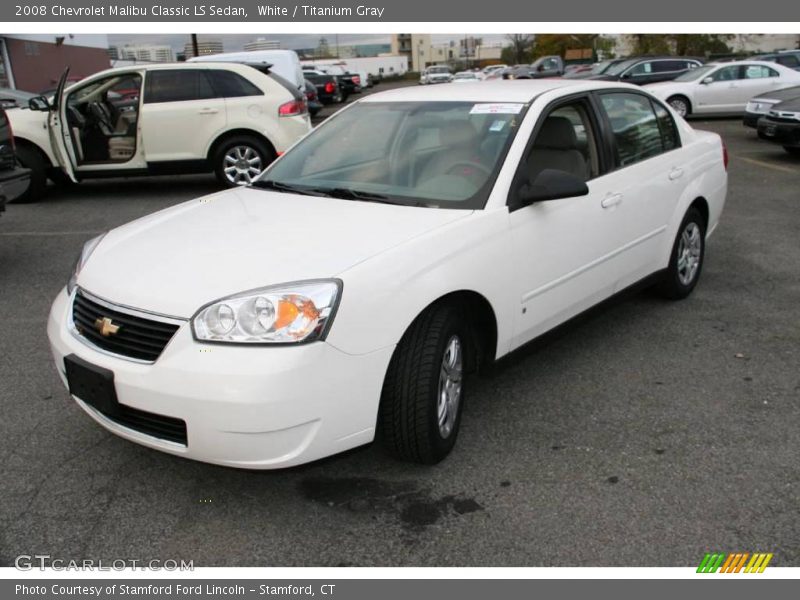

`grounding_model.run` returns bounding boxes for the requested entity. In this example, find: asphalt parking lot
[1,83,799,567]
